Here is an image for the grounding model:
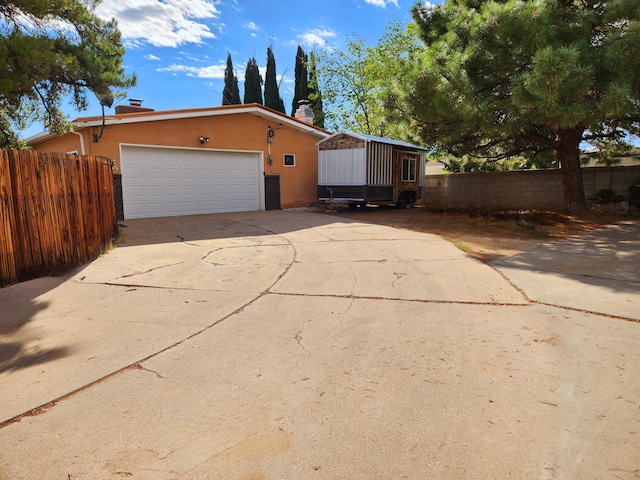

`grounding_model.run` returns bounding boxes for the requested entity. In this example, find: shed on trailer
[316,131,428,208]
